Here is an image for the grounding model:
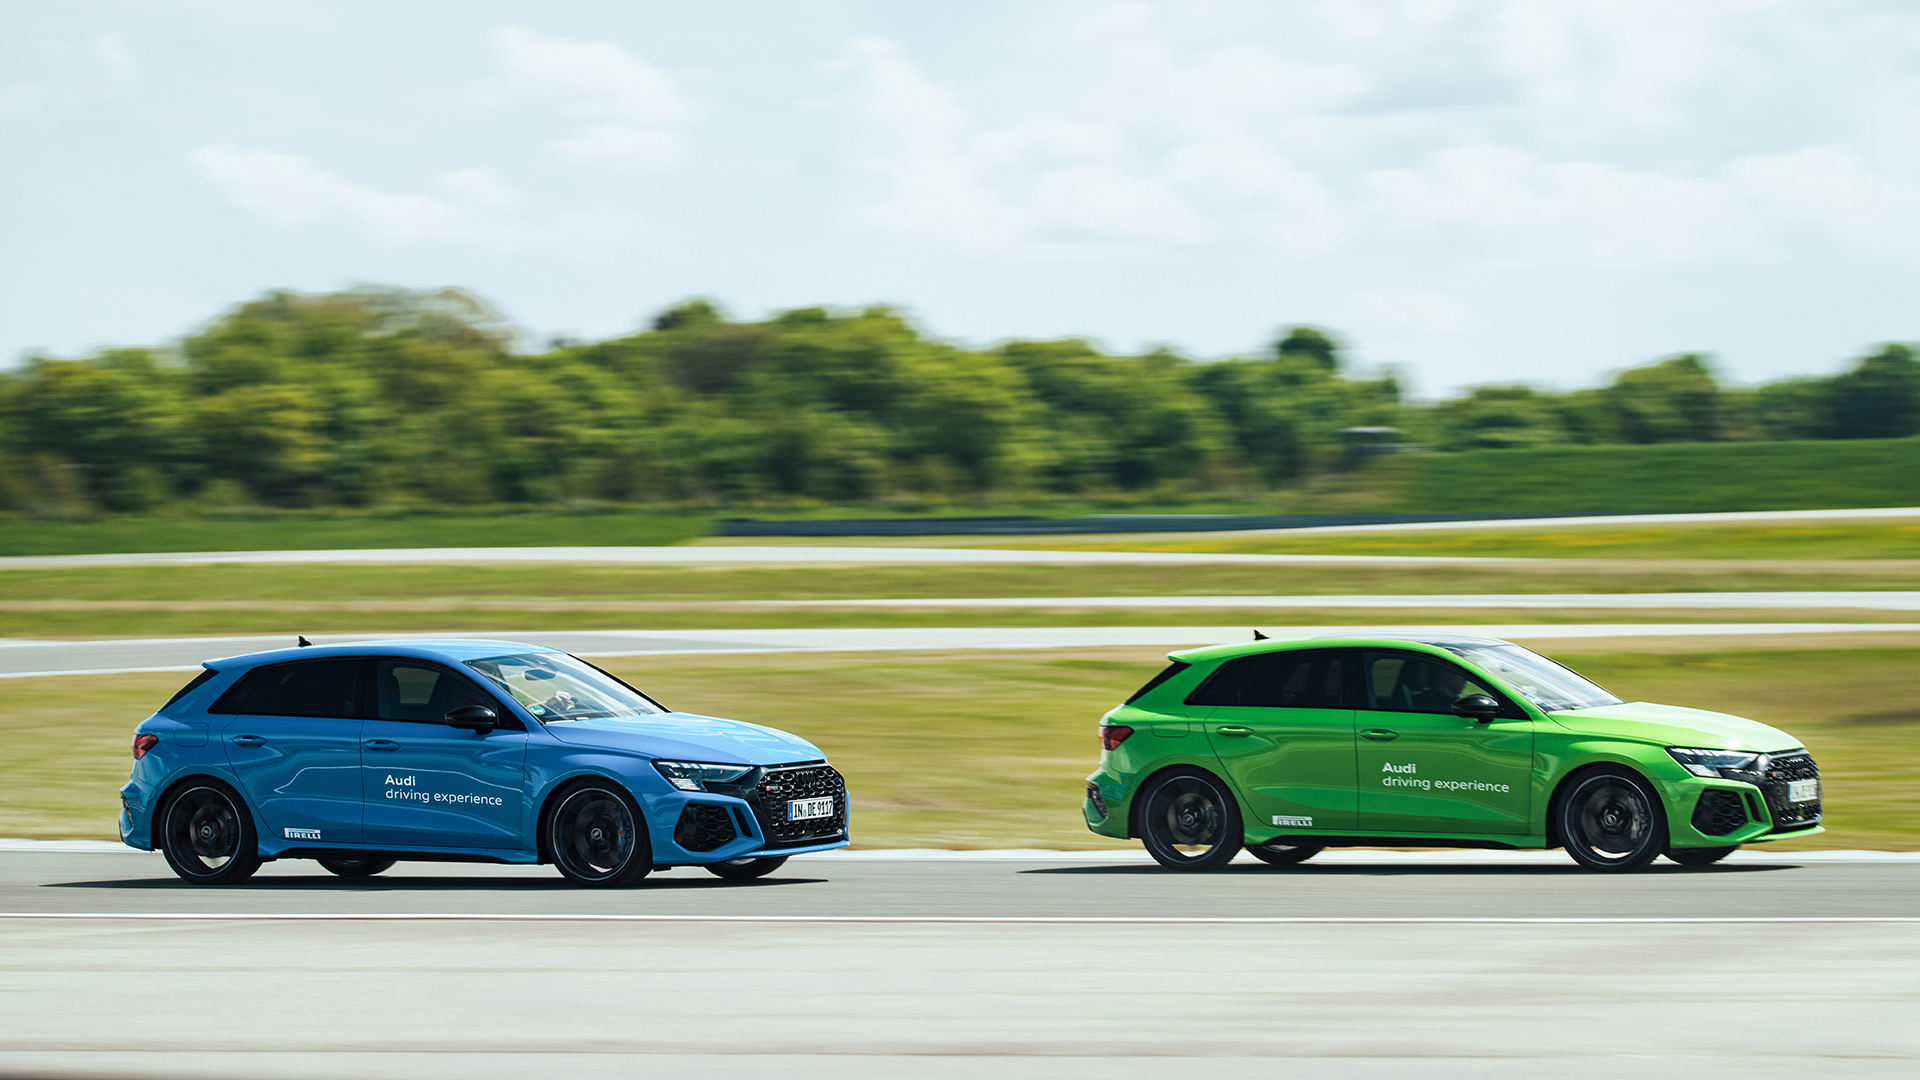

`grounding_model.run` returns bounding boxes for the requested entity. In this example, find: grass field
[0,510,712,556]
[7,646,1913,851]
